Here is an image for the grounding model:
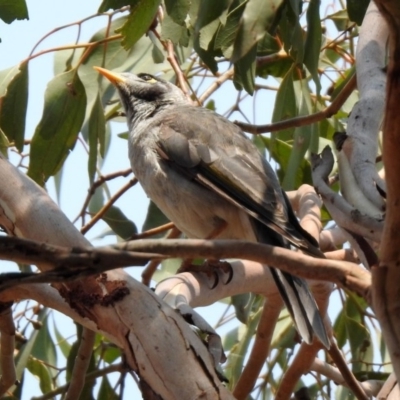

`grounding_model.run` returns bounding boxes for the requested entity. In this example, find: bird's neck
[127,98,177,130]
